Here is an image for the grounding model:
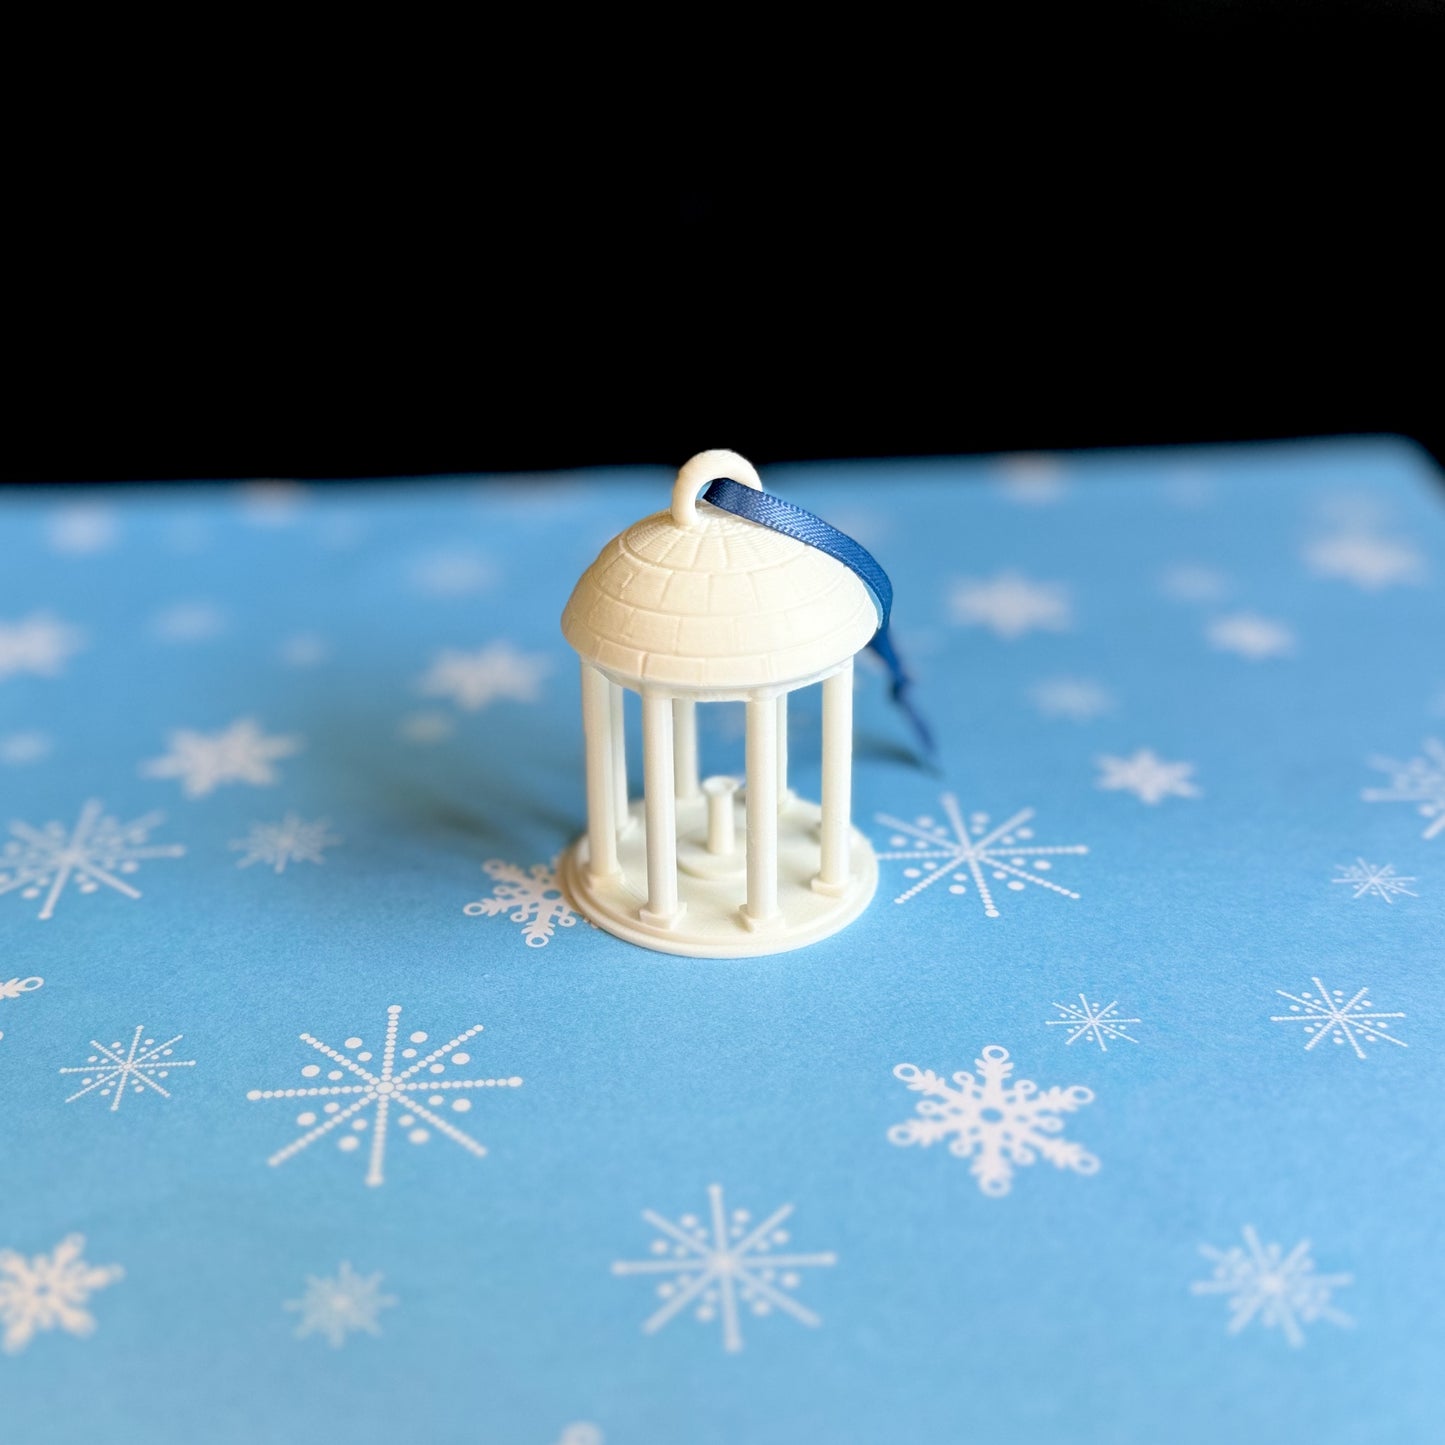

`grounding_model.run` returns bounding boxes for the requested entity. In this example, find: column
[776,692,789,803]
[639,691,681,925]
[673,698,700,800]
[815,660,853,894]
[580,661,618,879]
[609,680,630,830]
[743,693,780,926]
